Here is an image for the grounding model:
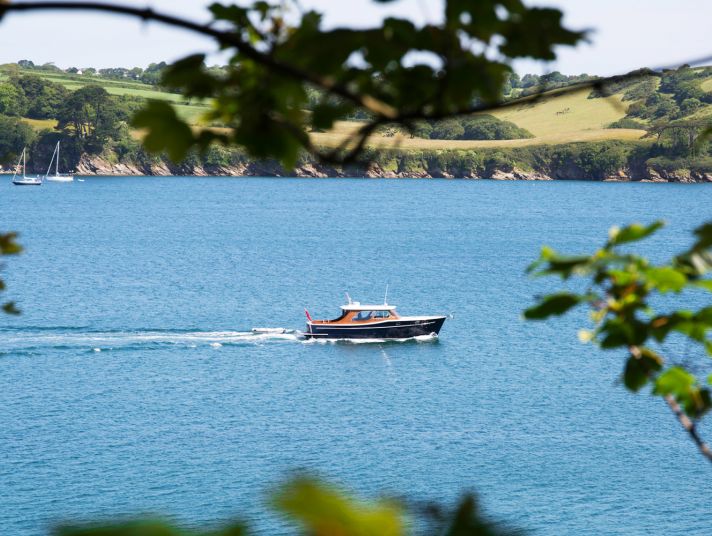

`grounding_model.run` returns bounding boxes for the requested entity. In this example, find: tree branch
[0,1,398,119]
[4,0,712,165]
[663,394,712,462]
[629,345,712,463]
